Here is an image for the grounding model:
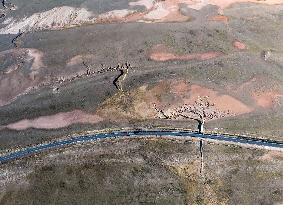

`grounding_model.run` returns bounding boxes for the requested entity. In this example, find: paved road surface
[1,129,282,164]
